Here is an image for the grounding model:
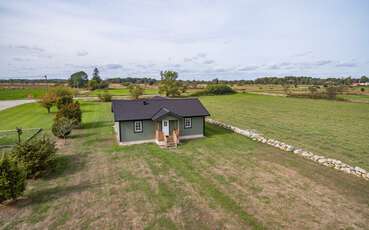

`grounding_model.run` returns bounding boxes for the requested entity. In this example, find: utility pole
[44,75,48,92]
